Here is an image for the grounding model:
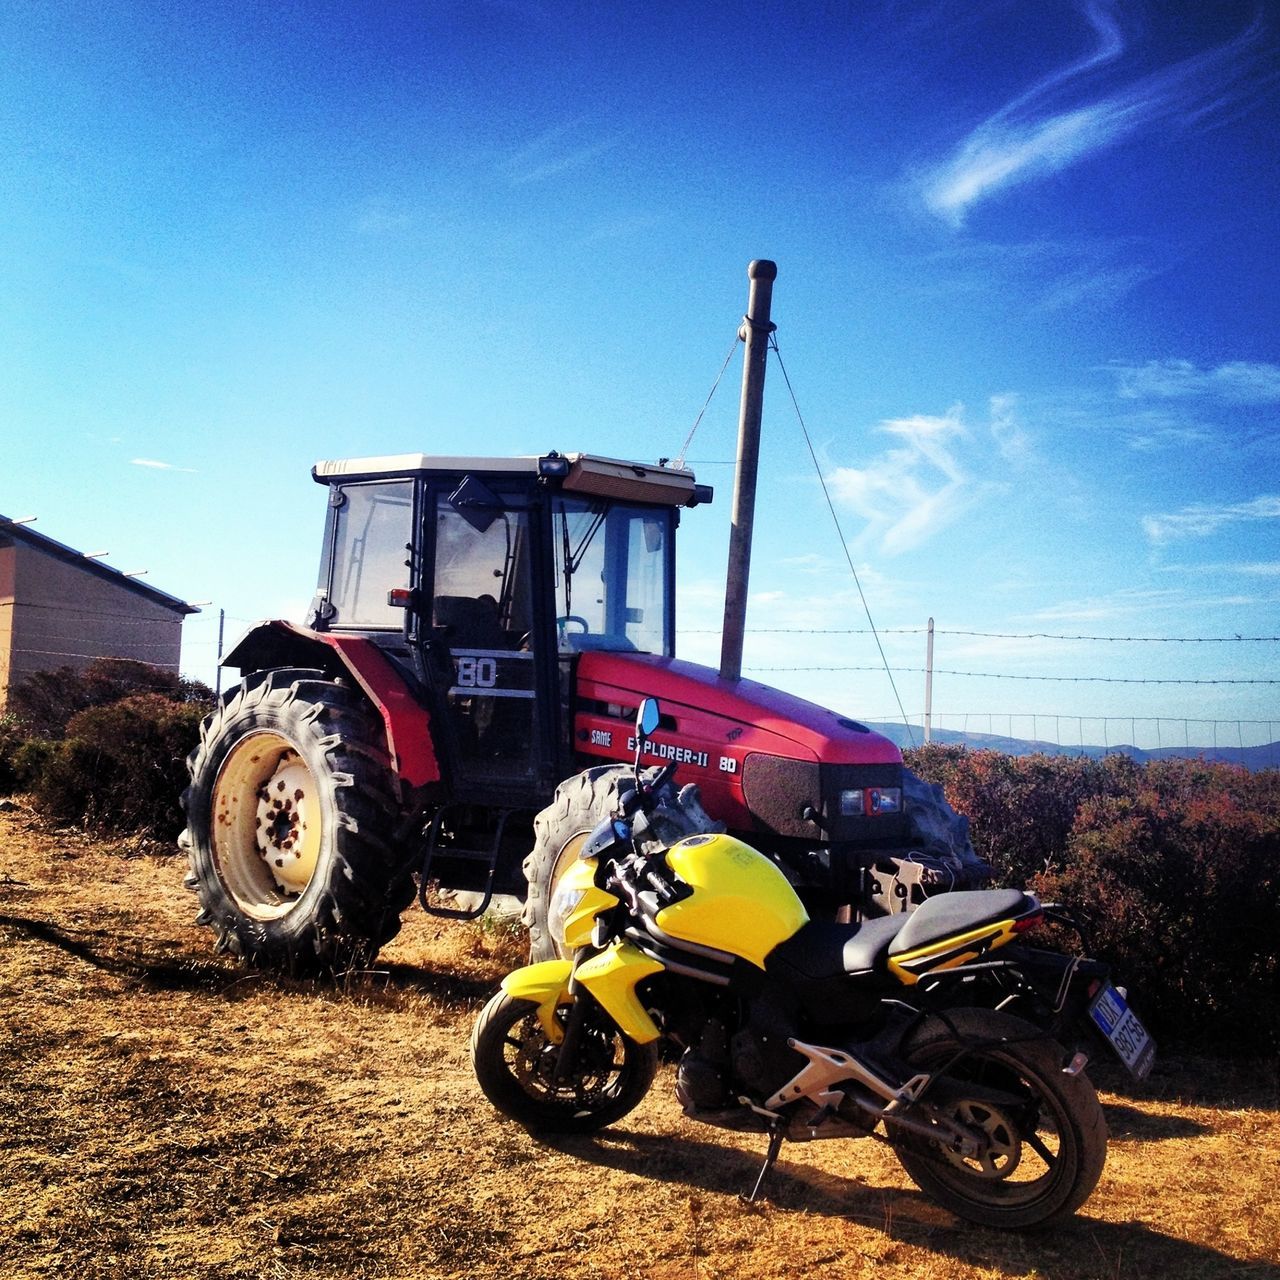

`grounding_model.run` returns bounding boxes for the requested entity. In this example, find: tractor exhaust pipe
[720,259,777,683]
